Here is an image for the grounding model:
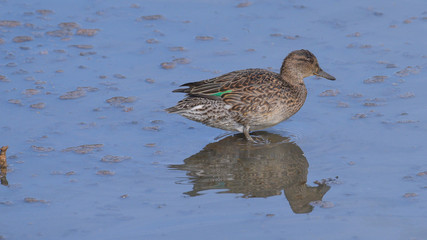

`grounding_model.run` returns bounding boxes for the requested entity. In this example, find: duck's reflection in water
[169,132,330,214]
